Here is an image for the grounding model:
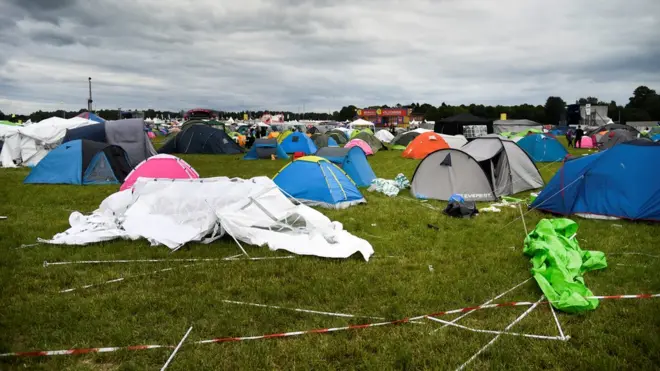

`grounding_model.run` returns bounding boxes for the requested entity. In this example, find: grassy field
[1,138,659,370]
